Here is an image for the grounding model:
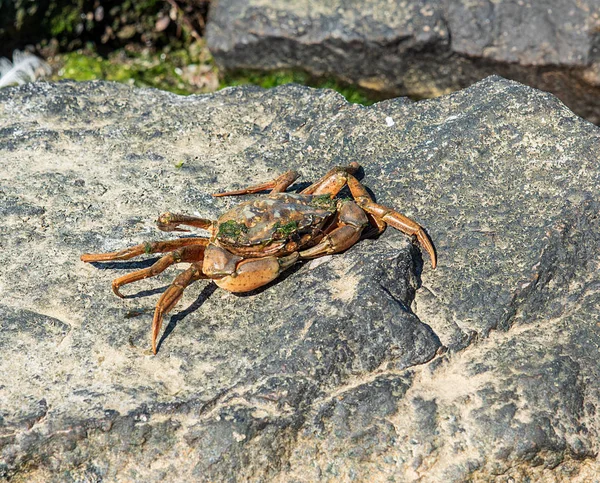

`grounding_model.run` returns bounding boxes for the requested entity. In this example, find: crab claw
[156,212,215,233]
[156,212,189,232]
[213,253,300,293]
